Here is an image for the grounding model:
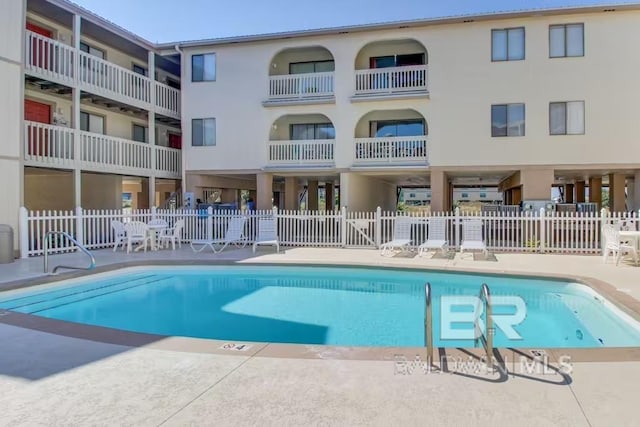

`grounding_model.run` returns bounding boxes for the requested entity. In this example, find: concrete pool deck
[1,247,640,425]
